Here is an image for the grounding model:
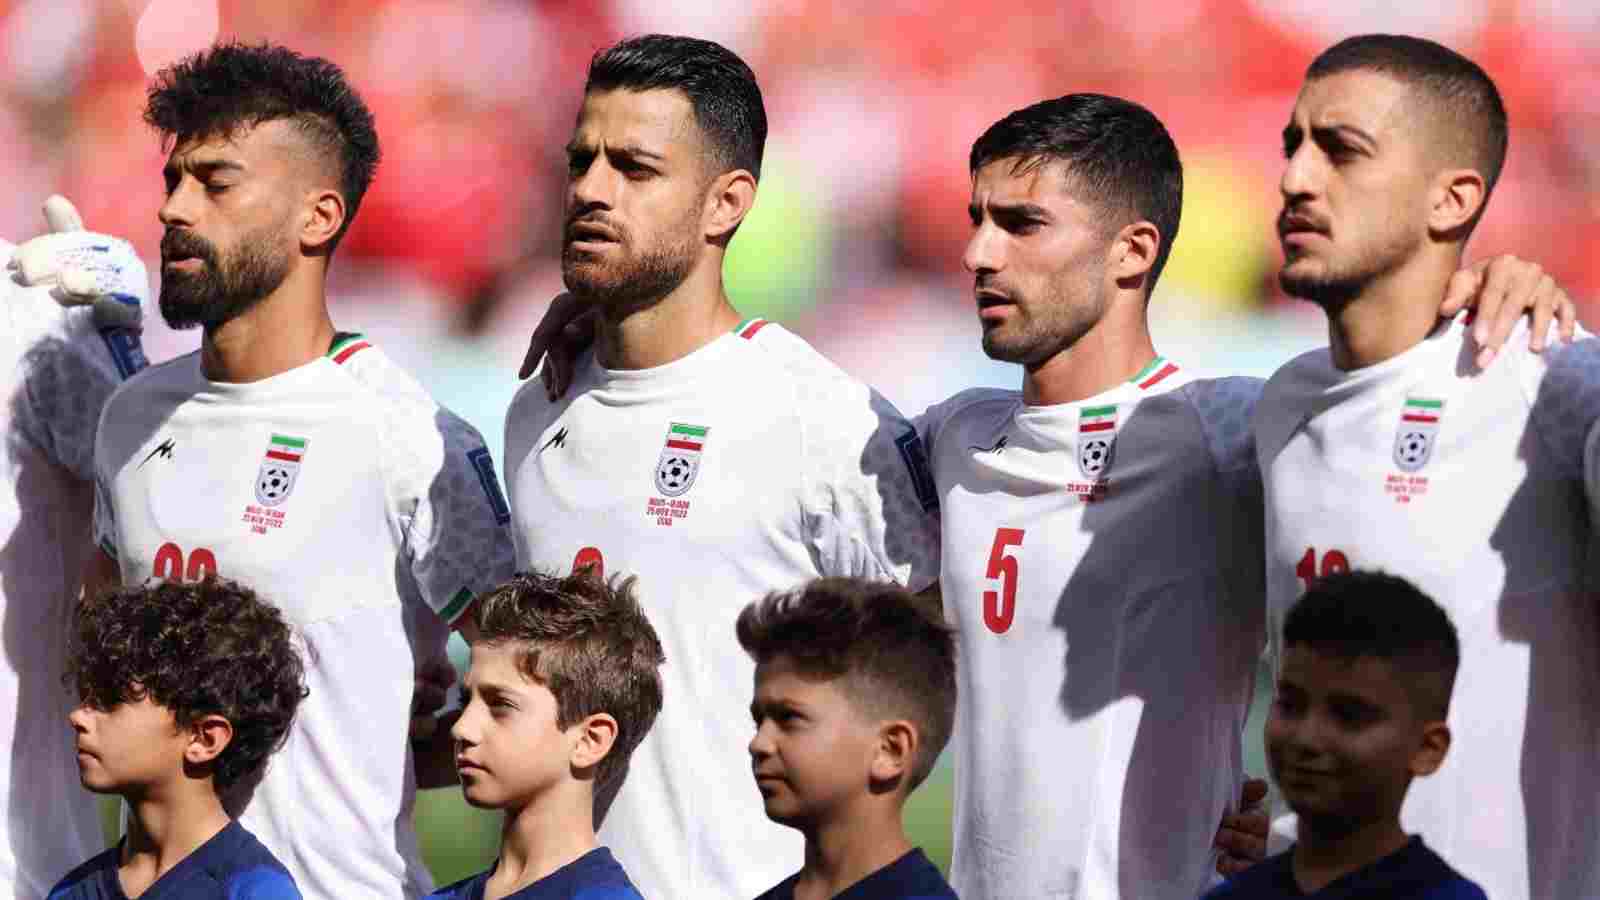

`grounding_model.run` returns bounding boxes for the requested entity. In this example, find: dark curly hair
[471,570,665,793]
[66,577,308,790]
[737,577,957,789]
[143,41,381,249]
